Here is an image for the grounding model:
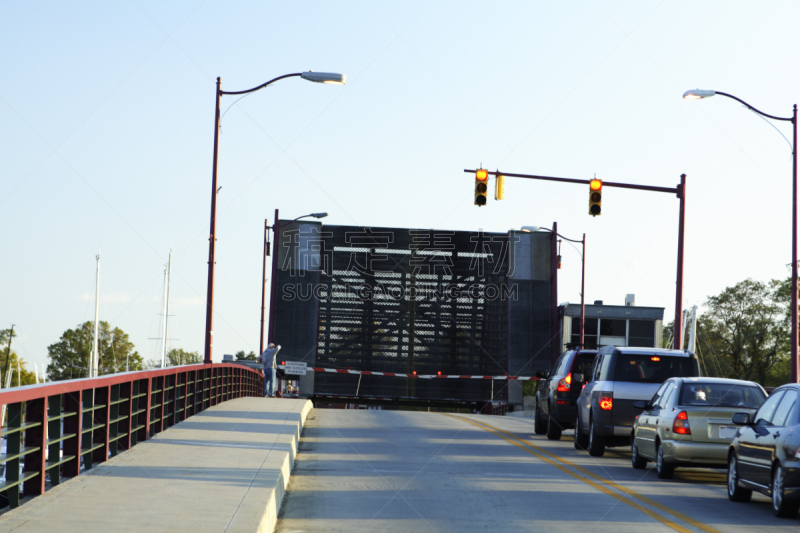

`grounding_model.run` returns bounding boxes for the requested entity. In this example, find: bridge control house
[558,296,664,353]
